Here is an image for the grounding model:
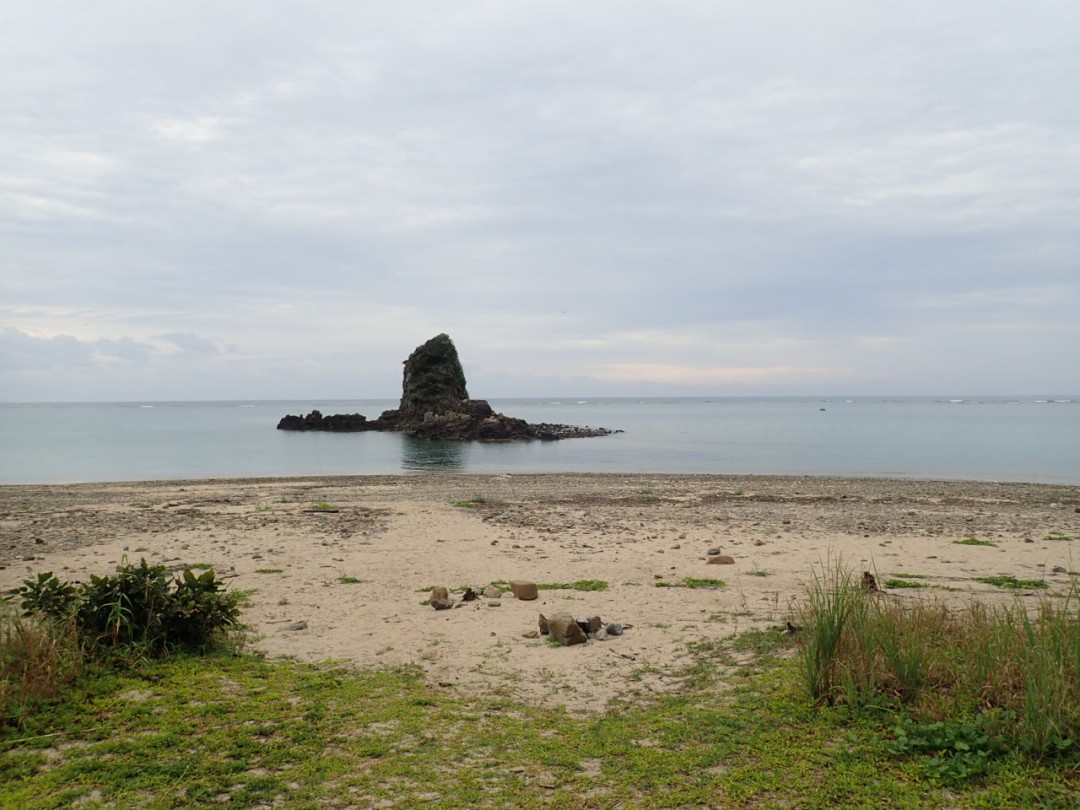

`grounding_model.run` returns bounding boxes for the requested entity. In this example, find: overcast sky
[2,1,1078,402]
